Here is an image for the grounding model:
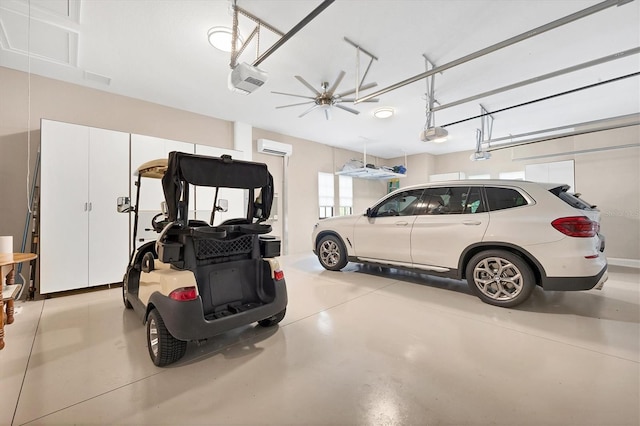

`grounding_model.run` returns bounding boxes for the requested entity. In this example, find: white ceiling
[1,0,639,158]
